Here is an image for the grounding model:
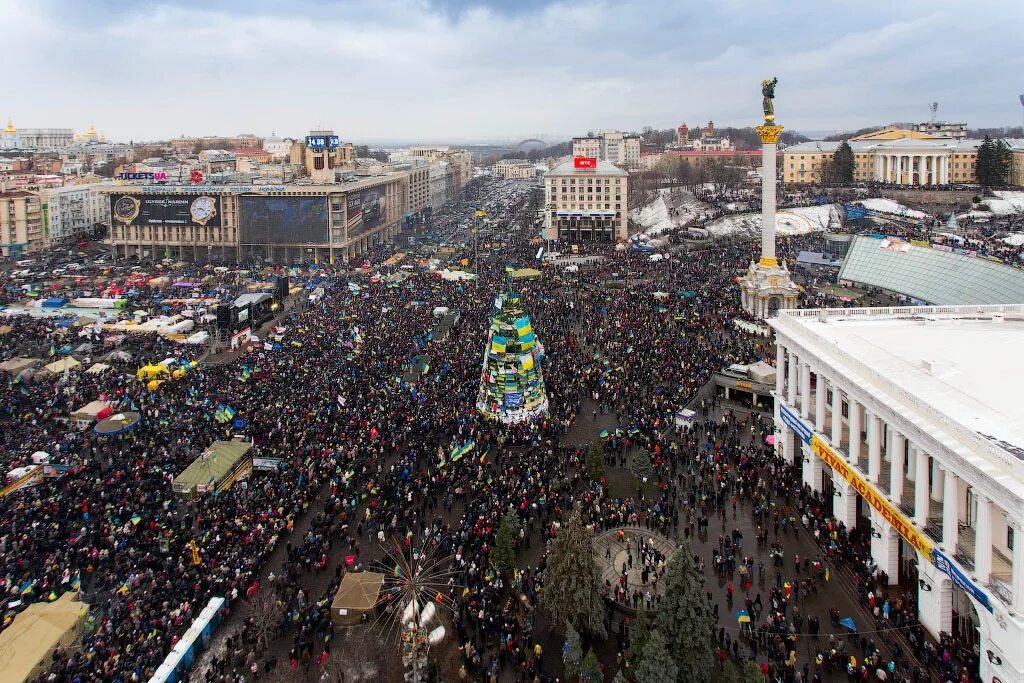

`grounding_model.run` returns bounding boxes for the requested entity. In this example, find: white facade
[771,305,1024,683]
[262,137,294,160]
[37,185,110,242]
[492,159,538,179]
[16,128,75,149]
[544,160,628,242]
[572,131,641,169]
[429,161,449,211]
